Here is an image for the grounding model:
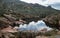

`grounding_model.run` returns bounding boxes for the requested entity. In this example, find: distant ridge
[0,0,60,18]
